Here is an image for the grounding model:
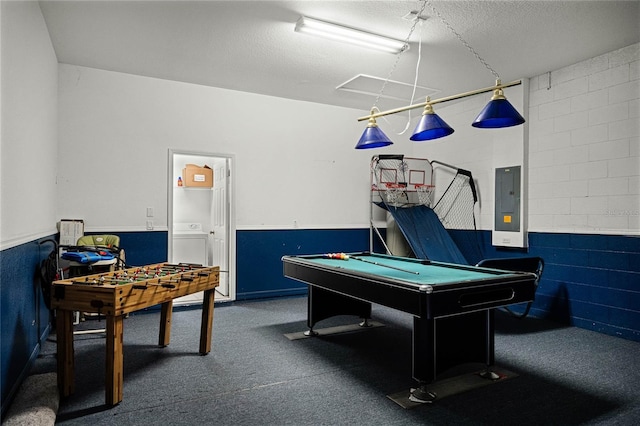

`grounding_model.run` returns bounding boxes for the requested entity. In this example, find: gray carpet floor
[29,296,640,425]
[2,372,58,425]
